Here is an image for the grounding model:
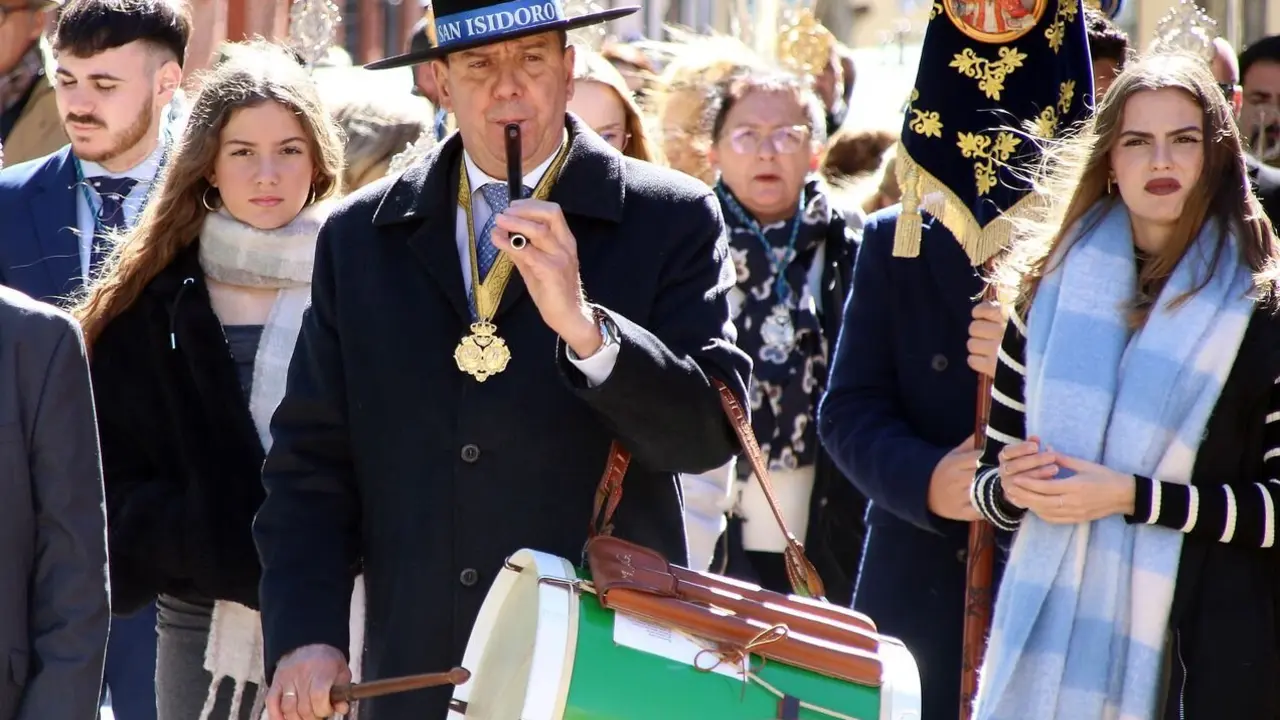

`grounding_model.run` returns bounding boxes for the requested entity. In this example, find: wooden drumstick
[329,667,470,704]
